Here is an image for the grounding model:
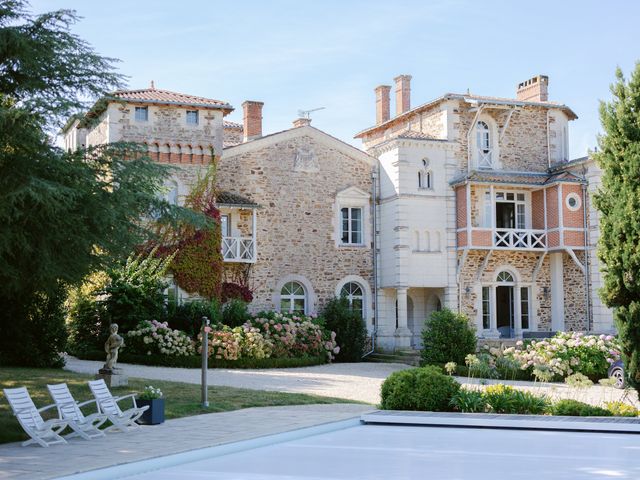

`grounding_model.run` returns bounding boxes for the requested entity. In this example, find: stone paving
[0,403,372,480]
